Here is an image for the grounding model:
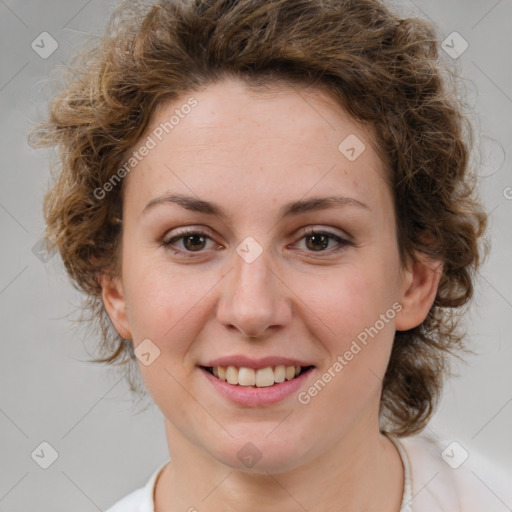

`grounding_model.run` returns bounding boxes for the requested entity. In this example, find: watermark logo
[31,441,59,469]
[441,32,469,60]
[237,442,262,468]
[338,134,366,161]
[134,338,161,366]
[236,236,263,264]
[31,32,58,59]
[31,237,57,263]
[441,441,469,469]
